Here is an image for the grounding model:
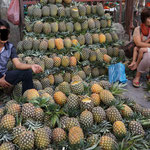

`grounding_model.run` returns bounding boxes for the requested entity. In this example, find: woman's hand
[31,64,43,74]
[0,75,12,88]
